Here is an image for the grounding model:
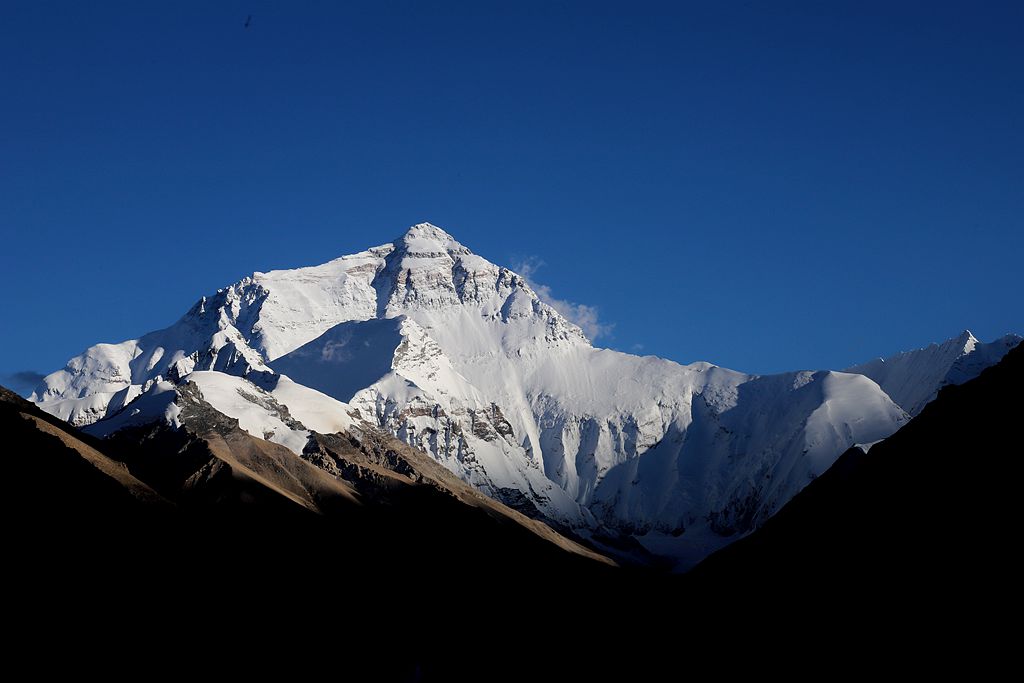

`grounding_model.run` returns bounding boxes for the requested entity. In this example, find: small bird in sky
[244,15,252,29]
